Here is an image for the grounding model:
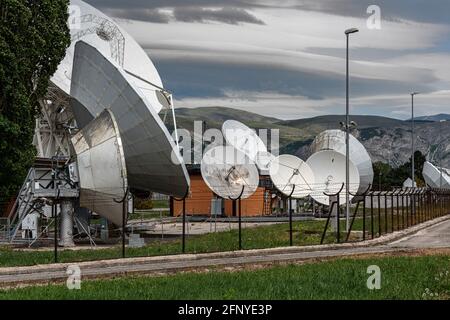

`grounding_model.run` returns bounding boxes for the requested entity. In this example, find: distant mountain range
[164,107,450,168]
[413,114,450,122]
